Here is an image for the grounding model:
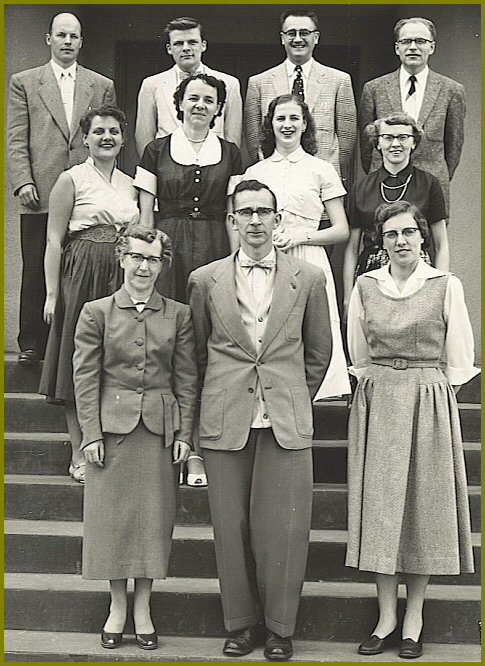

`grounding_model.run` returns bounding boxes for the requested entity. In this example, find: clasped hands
[82,438,192,467]
[272,227,308,252]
